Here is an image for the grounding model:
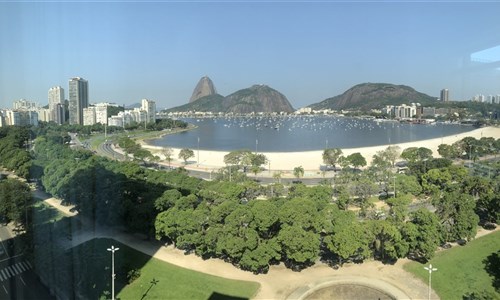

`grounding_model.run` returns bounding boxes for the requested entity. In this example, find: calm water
[148,116,475,152]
